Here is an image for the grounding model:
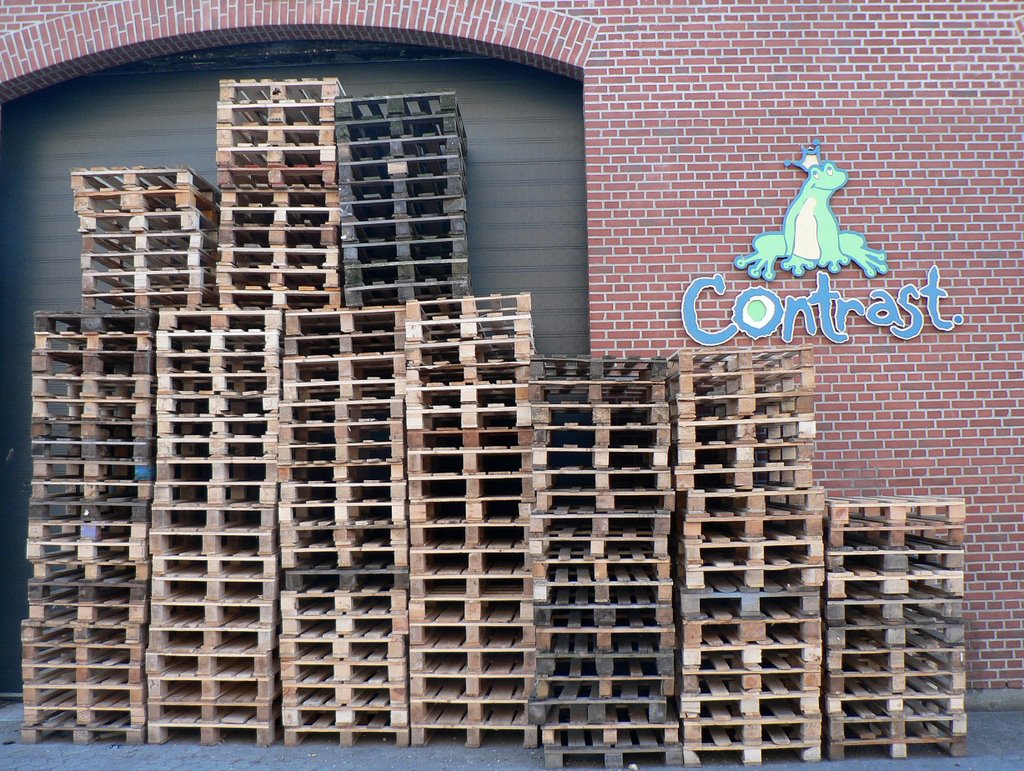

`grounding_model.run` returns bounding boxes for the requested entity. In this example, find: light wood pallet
[279,570,409,747]
[681,717,822,766]
[216,80,342,306]
[148,308,282,745]
[218,78,343,123]
[20,613,147,745]
[827,496,966,548]
[405,295,535,747]
[823,496,967,759]
[74,167,217,311]
[145,632,280,746]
